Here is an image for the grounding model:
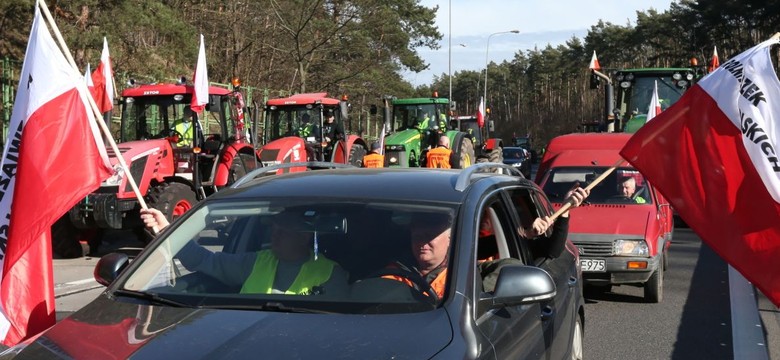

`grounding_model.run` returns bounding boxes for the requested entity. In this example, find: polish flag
[0,6,112,345]
[84,63,94,89]
[588,50,601,71]
[90,37,114,113]
[646,80,662,122]
[191,34,209,113]
[709,45,720,73]
[476,97,485,128]
[620,38,780,306]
